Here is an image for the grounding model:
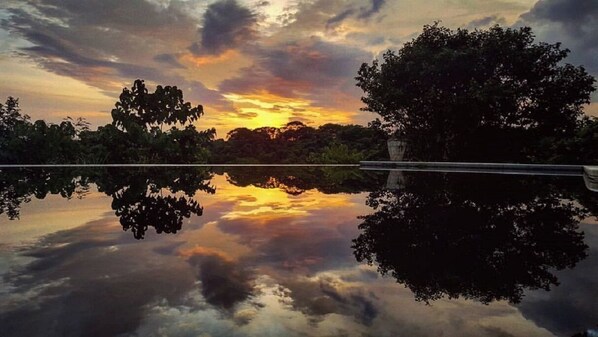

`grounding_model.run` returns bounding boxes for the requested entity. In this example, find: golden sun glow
[220,91,355,132]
